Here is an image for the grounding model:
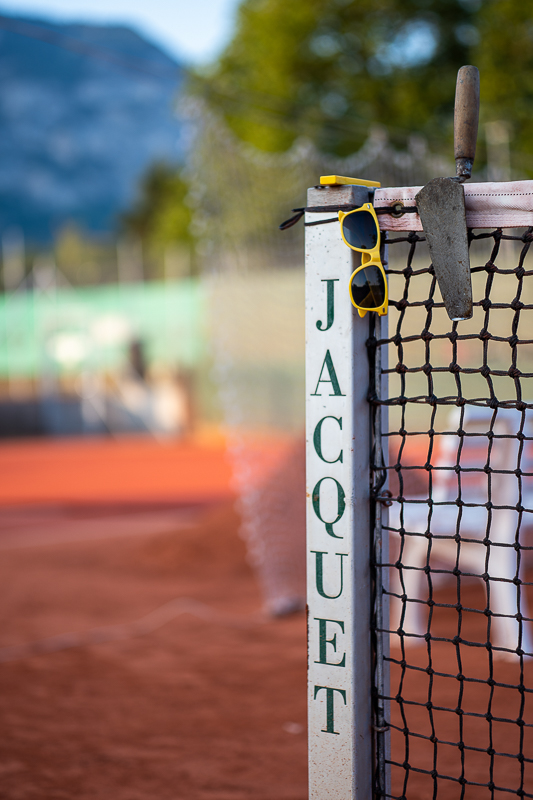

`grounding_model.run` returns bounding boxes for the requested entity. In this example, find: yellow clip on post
[339,203,388,318]
[320,175,381,188]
